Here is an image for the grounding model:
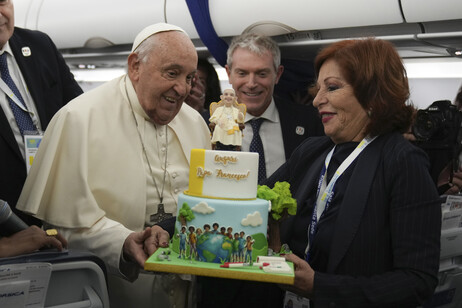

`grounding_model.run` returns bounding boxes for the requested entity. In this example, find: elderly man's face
[129,31,198,125]
[0,0,14,48]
